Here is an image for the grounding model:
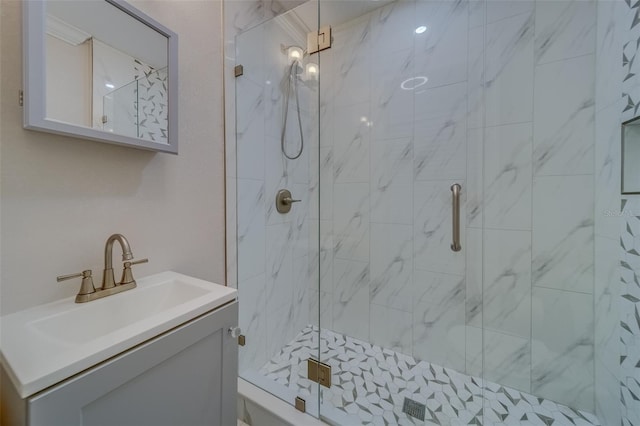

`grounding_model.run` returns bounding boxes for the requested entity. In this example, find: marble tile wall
[618,2,640,426]
[133,63,168,143]
[619,199,640,426]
